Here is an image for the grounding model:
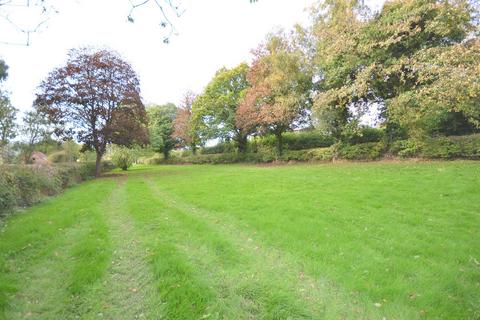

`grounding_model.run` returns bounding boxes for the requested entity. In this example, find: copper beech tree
[35,48,148,176]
